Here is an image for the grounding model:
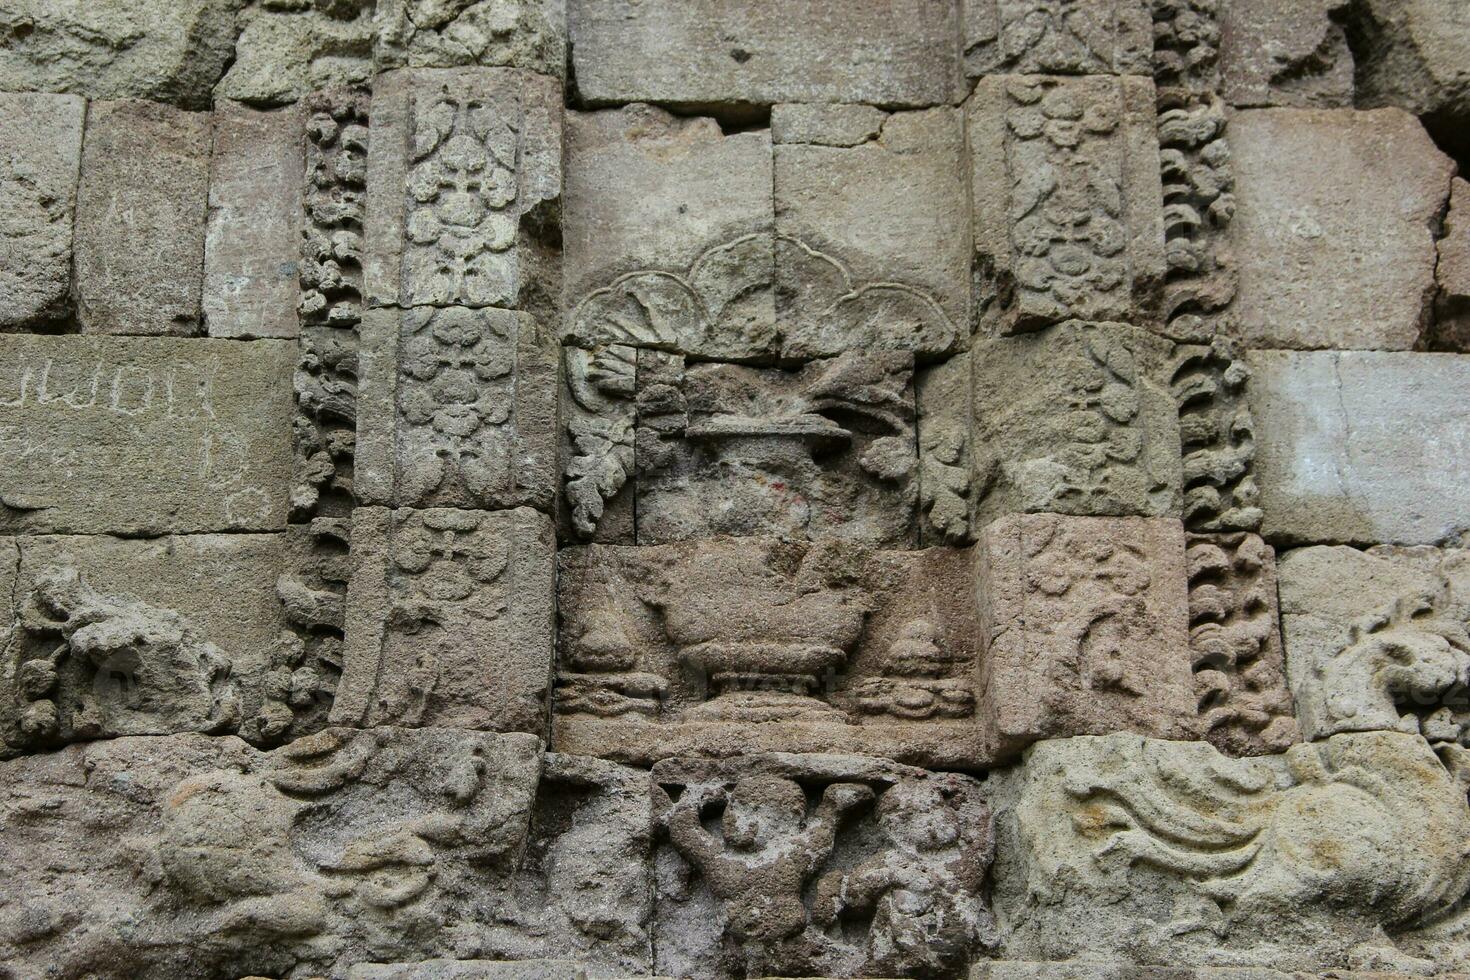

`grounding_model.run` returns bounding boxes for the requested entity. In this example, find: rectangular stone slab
[204,101,304,340]
[569,0,961,109]
[1247,349,1470,545]
[74,99,211,336]
[333,506,555,734]
[0,335,294,535]
[0,92,84,330]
